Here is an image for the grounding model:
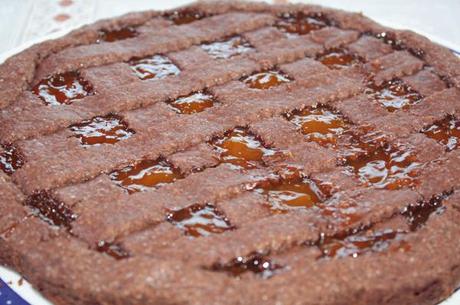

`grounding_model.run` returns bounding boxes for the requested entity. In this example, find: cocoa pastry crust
[1,1,460,305]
